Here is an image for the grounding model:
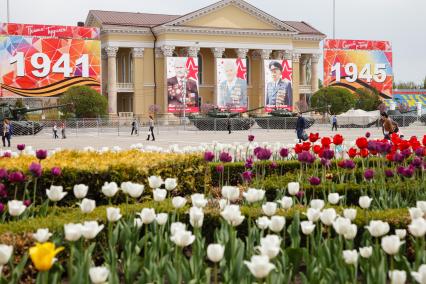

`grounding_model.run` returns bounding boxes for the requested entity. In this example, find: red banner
[0,23,100,40]
[324,39,391,51]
